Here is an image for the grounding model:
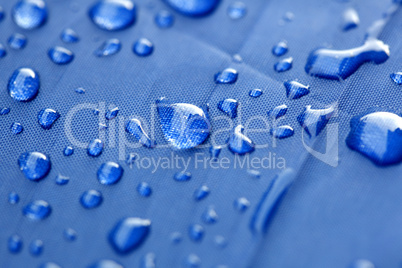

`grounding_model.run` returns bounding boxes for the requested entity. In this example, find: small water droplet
[174,171,192,181]
[38,108,60,129]
[193,185,210,201]
[63,228,77,241]
[105,107,119,120]
[97,162,124,185]
[274,57,293,72]
[8,33,27,50]
[297,105,335,138]
[209,145,222,160]
[349,259,375,268]
[390,72,402,85]
[87,138,104,157]
[133,38,154,57]
[284,80,310,99]
[141,252,156,268]
[80,190,103,209]
[228,125,255,155]
[202,206,218,224]
[170,232,182,244]
[63,146,74,156]
[55,174,69,185]
[18,151,51,181]
[234,197,250,212]
[214,235,227,248]
[232,54,243,63]
[272,41,288,57]
[23,200,52,220]
[95,39,121,57]
[1,107,10,115]
[8,68,40,102]
[247,169,260,179]
[342,8,359,31]
[218,98,239,118]
[93,109,100,115]
[215,68,238,84]
[185,254,201,268]
[267,104,288,119]
[0,43,6,58]
[270,125,294,139]
[29,239,43,256]
[11,122,23,134]
[89,0,137,31]
[39,262,62,268]
[155,10,174,28]
[99,123,108,130]
[0,6,4,22]
[164,0,220,16]
[227,2,247,20]
[283,11,294,22]
[137,182,152,197]
[249,88,262,98]
[188,224,204,242]
[12,0,47,29]
[125,118,156,148]
[48,46,74,65]
[88,260,123,268]
[8,235,23,254]
[8,192,20,204]
[75,87,85,94]
[61,28,79,43]
[109,217,151,254]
